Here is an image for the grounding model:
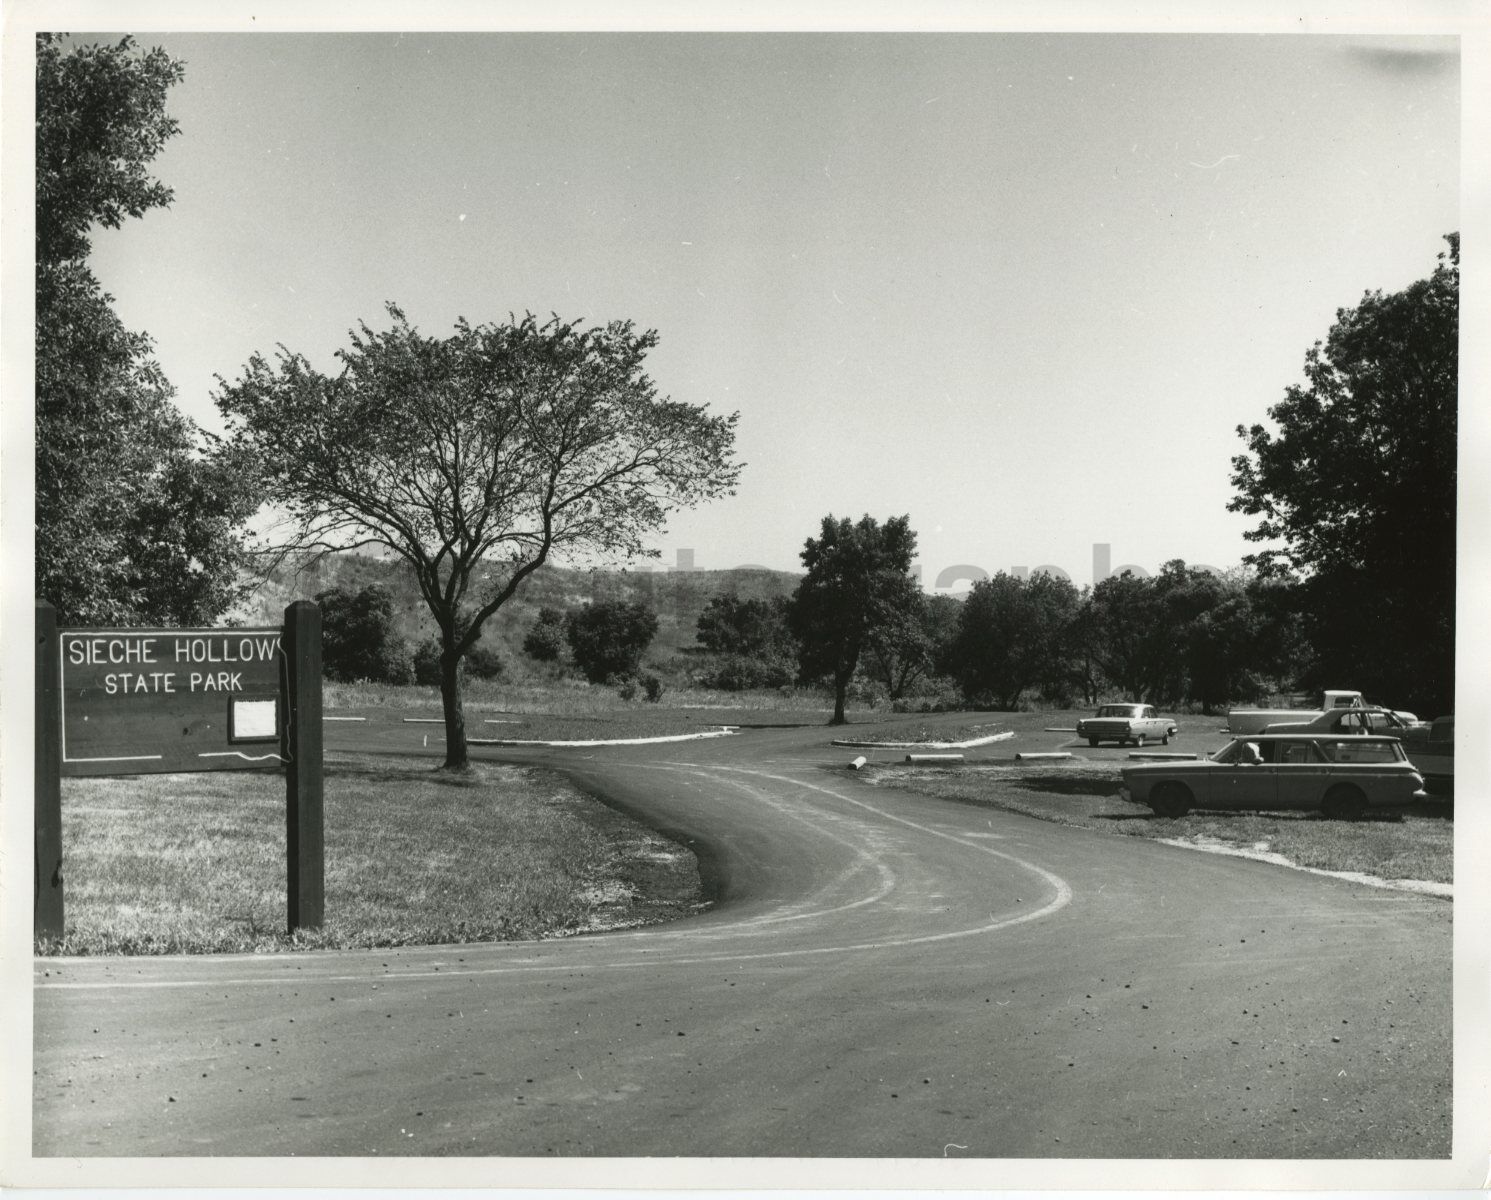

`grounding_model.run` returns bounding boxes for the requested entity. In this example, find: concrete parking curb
[831,730,1015,750]
[468,728,740,748]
